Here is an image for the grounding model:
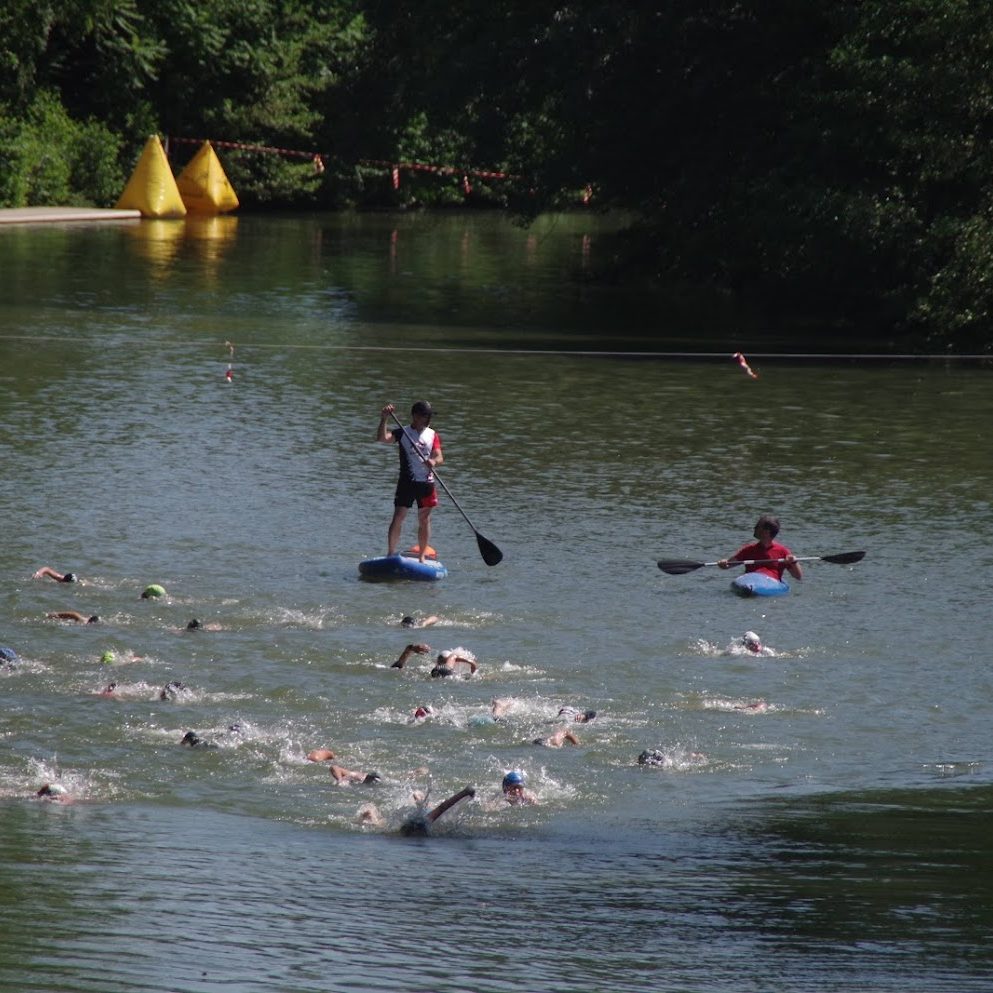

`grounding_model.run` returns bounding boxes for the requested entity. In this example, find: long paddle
[389,411,503,567]
[658,550,865,575]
